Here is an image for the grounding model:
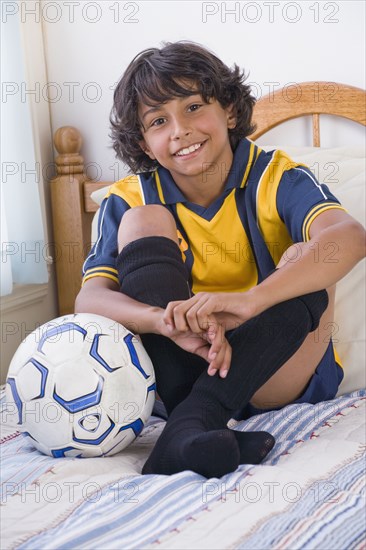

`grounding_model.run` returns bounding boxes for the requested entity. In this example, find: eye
[150,117,166,127]
[187,103,202,113]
